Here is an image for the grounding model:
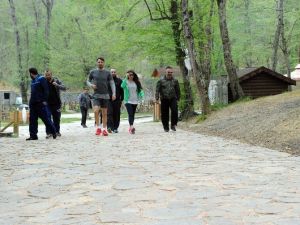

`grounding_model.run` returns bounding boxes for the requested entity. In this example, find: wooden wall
[228,73,289,101]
